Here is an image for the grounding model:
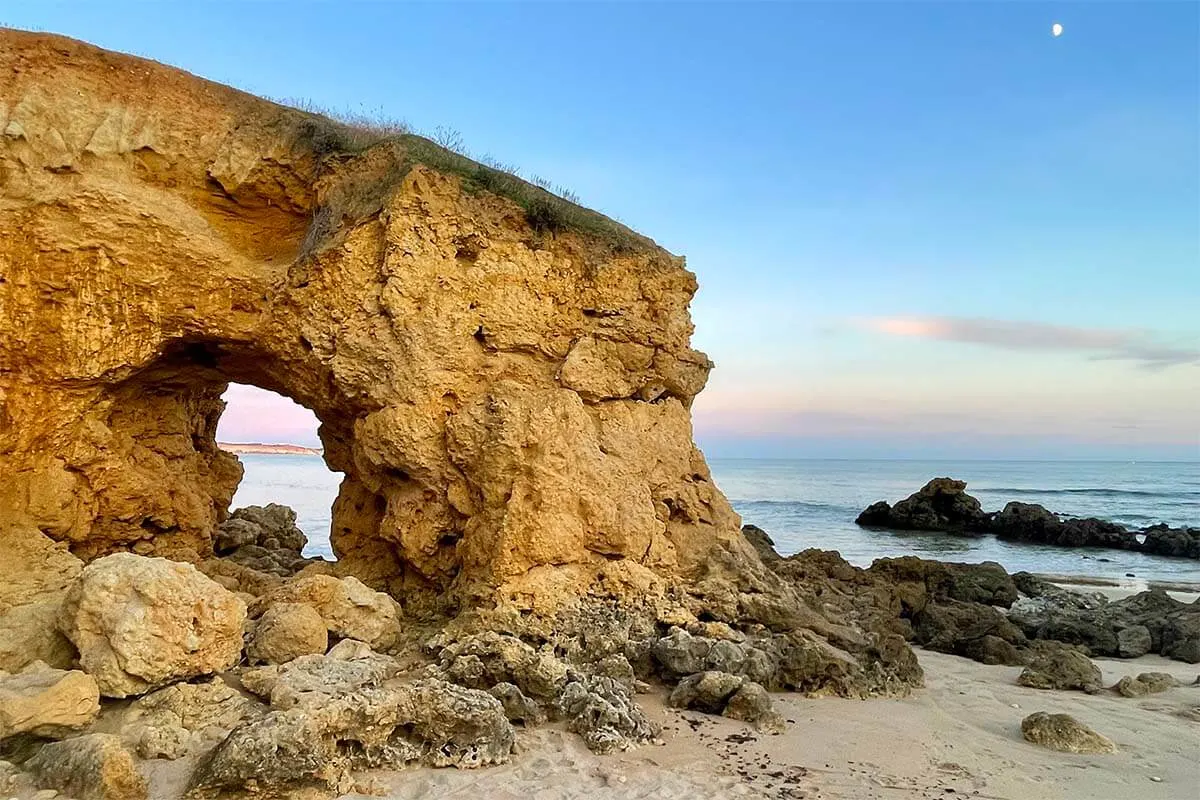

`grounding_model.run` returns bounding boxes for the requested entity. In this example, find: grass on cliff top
[278,100,654,253]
